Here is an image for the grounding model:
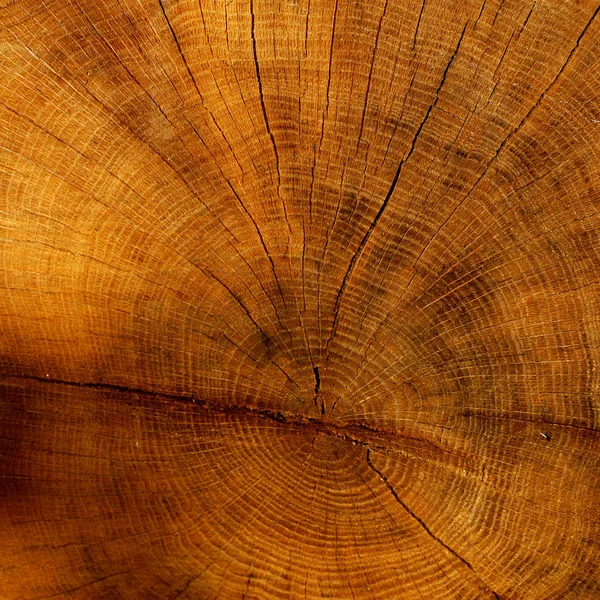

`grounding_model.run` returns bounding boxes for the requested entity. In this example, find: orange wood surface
[1,0,600,597]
